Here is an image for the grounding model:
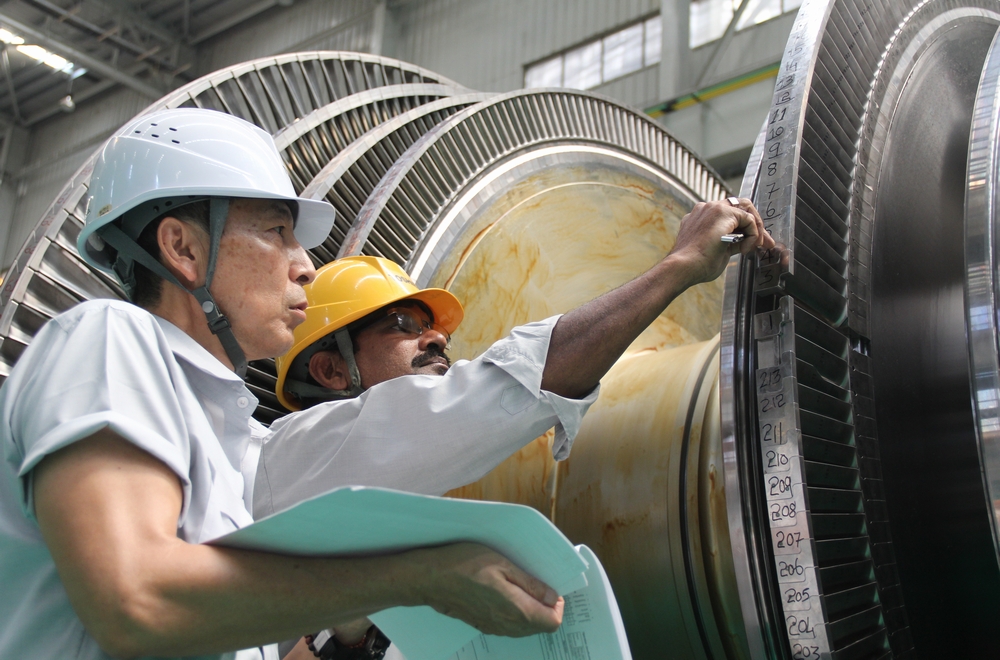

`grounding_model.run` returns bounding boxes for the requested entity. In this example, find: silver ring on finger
[726,196,741,207]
